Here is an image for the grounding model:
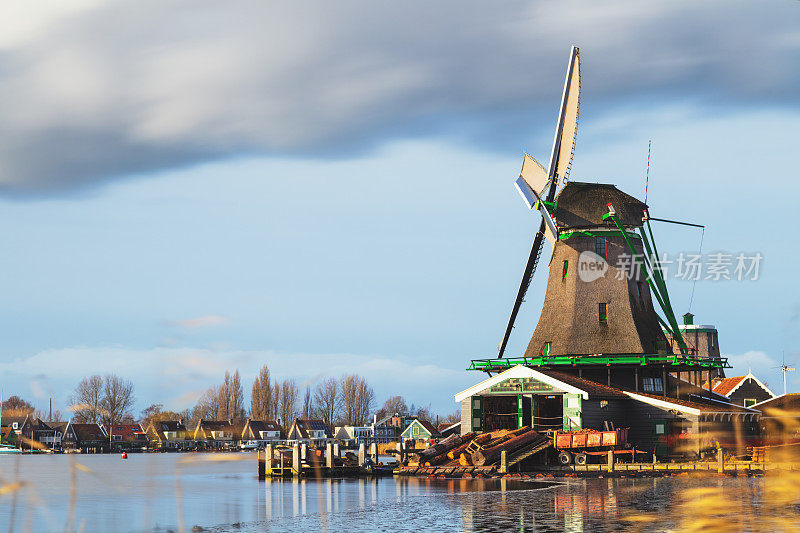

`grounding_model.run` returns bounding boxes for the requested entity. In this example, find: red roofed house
[105,423,148,449]
[706,372,775,408]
